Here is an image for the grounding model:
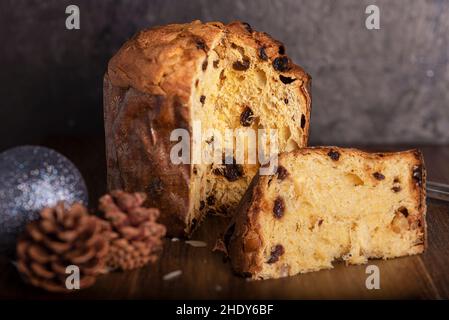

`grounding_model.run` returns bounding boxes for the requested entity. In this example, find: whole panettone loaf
[226,147,426,280]
[104,20,311,236]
